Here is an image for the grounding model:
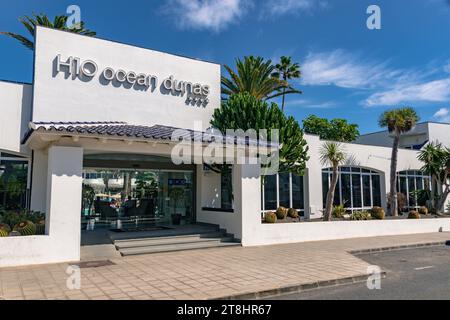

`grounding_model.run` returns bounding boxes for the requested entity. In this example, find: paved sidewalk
[1,232,449,300]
